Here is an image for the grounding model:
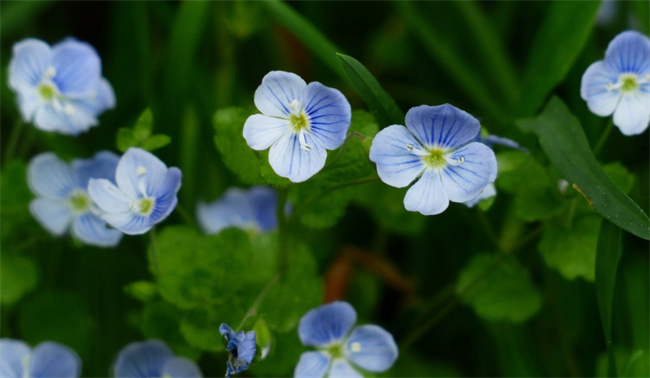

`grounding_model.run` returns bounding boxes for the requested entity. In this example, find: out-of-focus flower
[0,339,81,378]
[219,323,256,377]
[243,71,351,182]
[113,340,202,378]
[8,38,115,135]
